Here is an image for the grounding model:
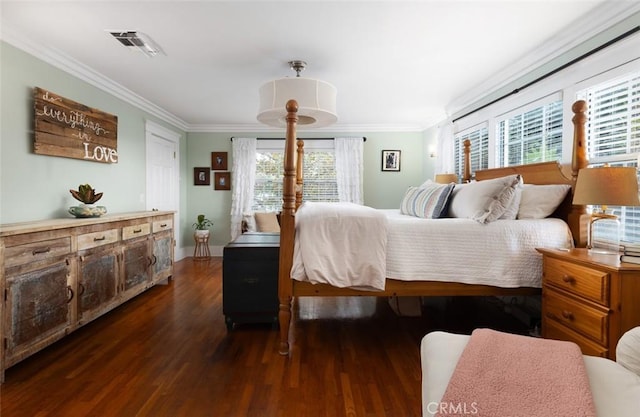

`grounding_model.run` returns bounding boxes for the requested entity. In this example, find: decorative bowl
[69,204,107,218]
